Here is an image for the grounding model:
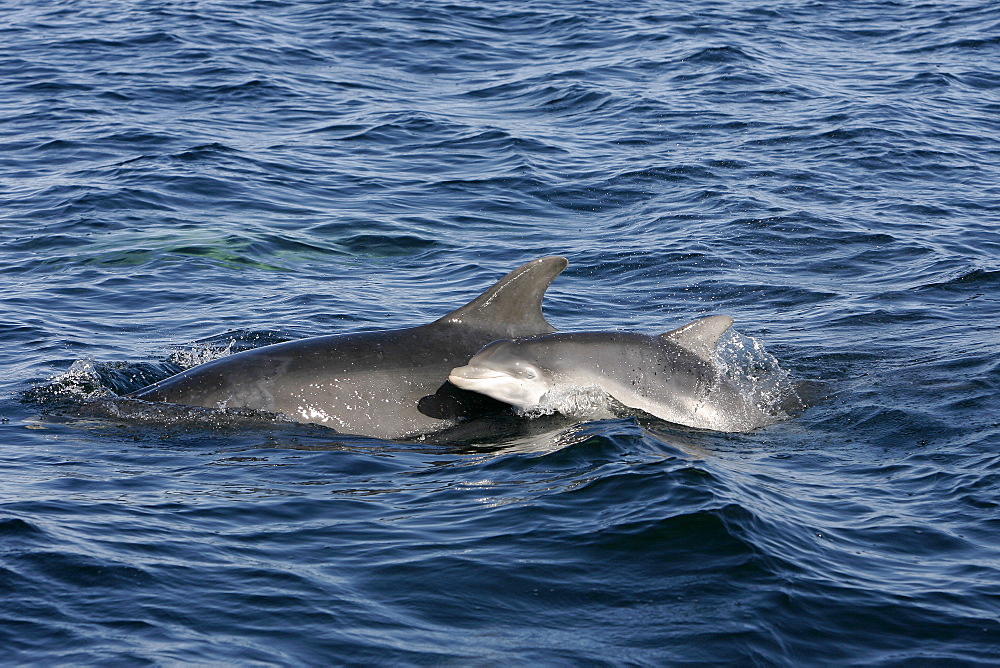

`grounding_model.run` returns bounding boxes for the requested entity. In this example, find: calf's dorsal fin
[661,315,734,359]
